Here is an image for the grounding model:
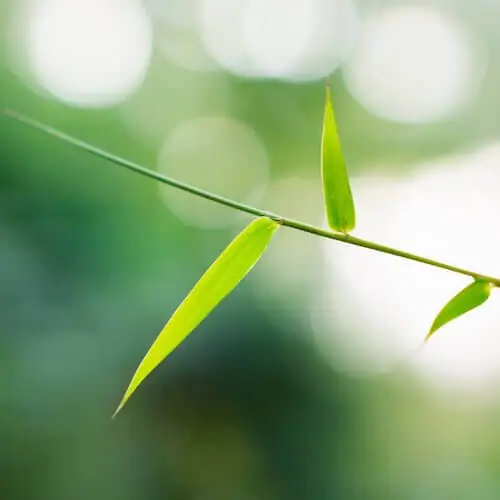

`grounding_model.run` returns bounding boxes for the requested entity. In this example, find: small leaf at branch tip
[112,216,279,416]
[425,279,492,343]
[320,82,356,234]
